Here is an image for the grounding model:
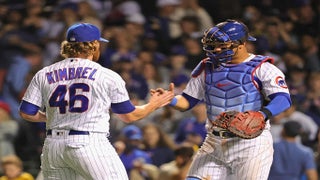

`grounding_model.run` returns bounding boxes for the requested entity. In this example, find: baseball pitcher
[18,23,174,180]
